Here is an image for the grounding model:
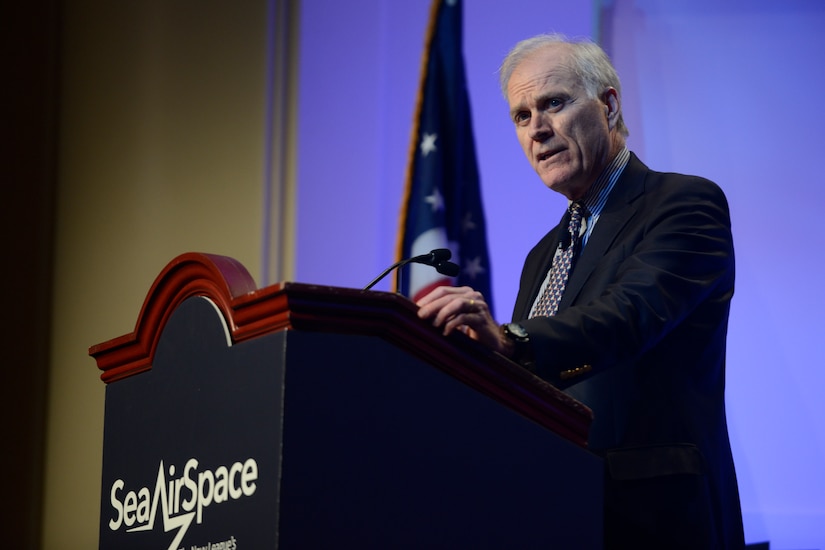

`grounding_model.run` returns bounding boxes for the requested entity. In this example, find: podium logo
[108,457,258,550]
